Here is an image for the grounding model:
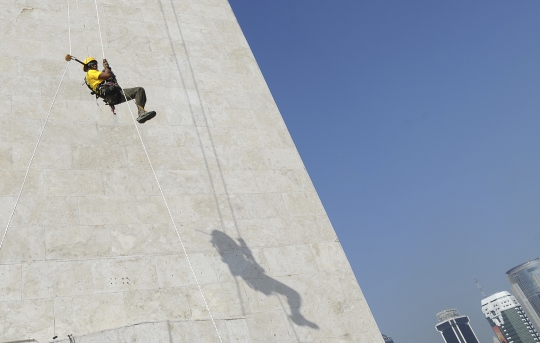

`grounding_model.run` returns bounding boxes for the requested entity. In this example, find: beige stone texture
[0,0,383,342]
